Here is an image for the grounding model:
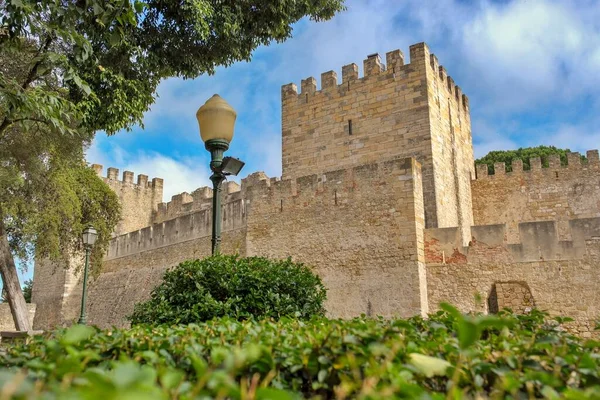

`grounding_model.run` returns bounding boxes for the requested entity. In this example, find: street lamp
[78,225,97,325]
[196,94,245,255]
